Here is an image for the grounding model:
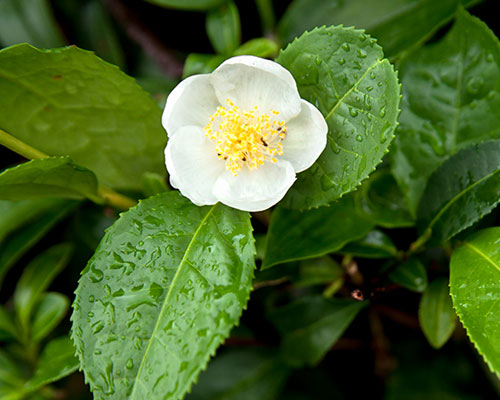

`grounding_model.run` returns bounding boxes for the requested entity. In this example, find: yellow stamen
[204,99,287,176]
